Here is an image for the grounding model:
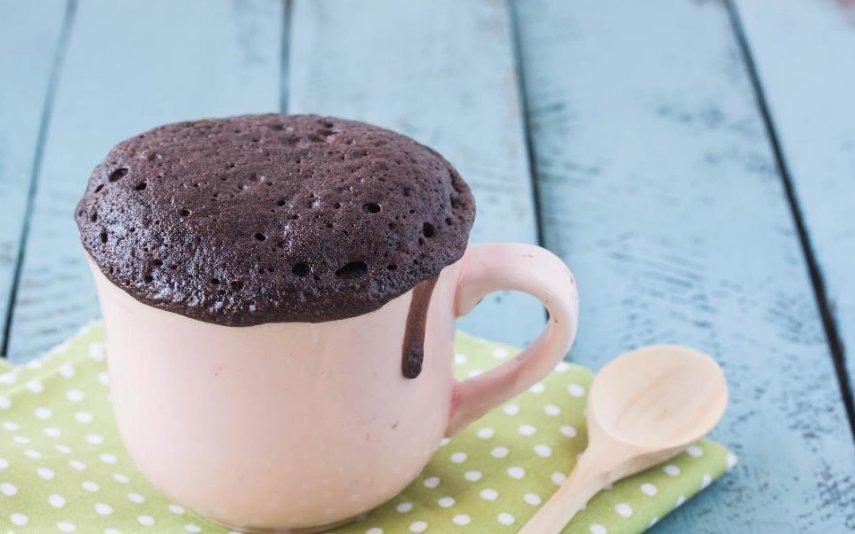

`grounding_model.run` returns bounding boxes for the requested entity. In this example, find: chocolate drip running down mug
[77,115,579,532]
